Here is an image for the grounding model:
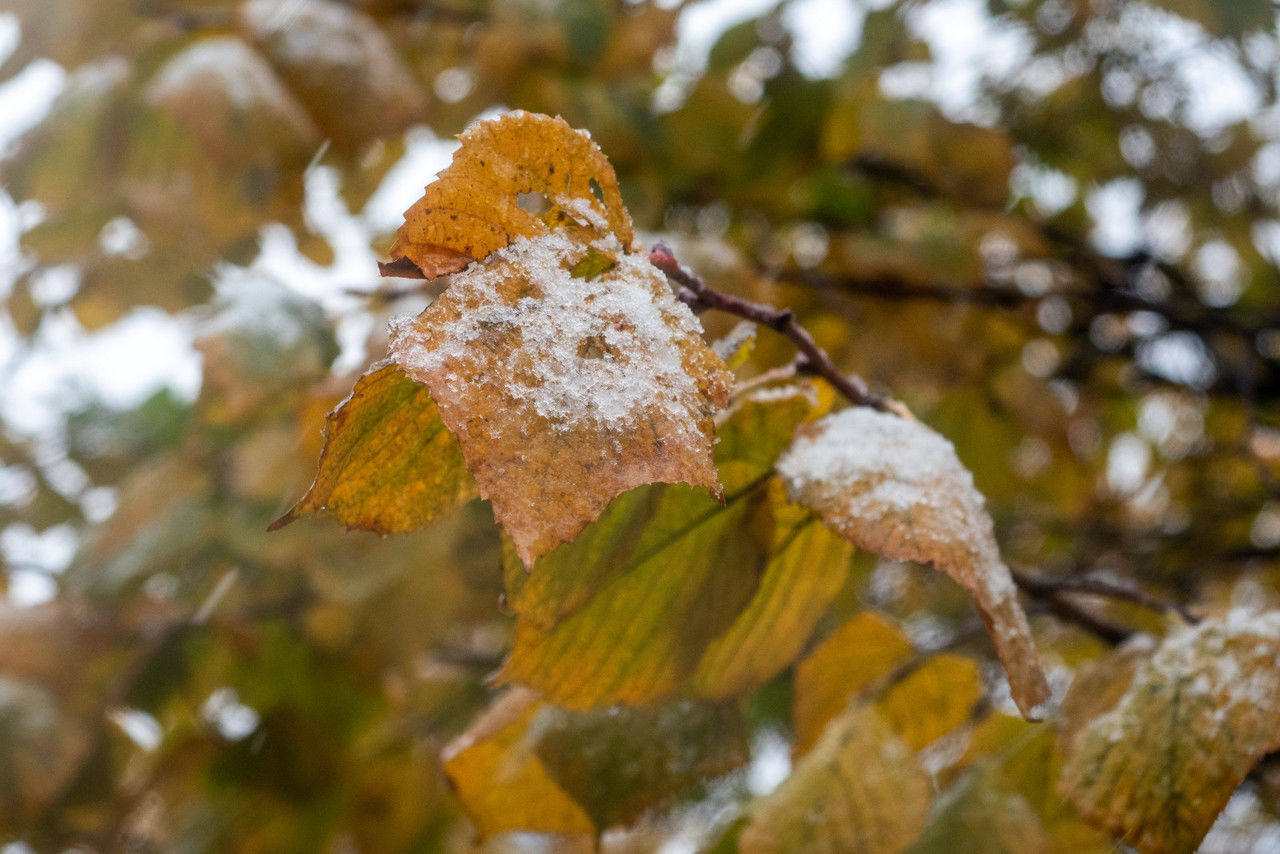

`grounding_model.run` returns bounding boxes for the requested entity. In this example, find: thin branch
[649,244,908,417]
[1011,568,1199,625]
